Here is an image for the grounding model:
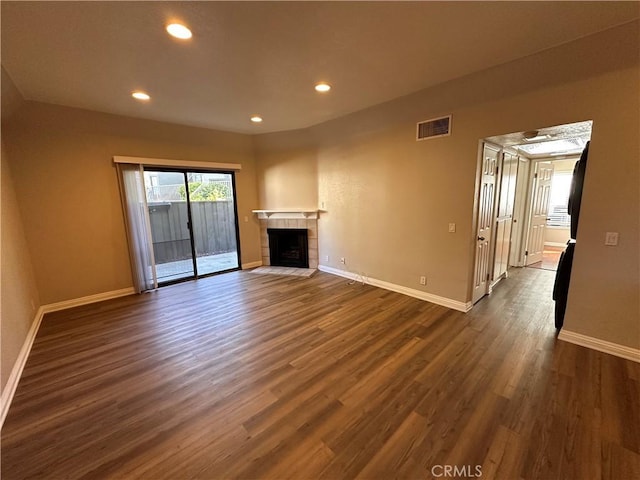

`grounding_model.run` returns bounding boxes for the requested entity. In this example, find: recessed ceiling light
[315,82,331,93]
[166,23,192,40]
[132,91,150,101]
[250,116,263,123]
